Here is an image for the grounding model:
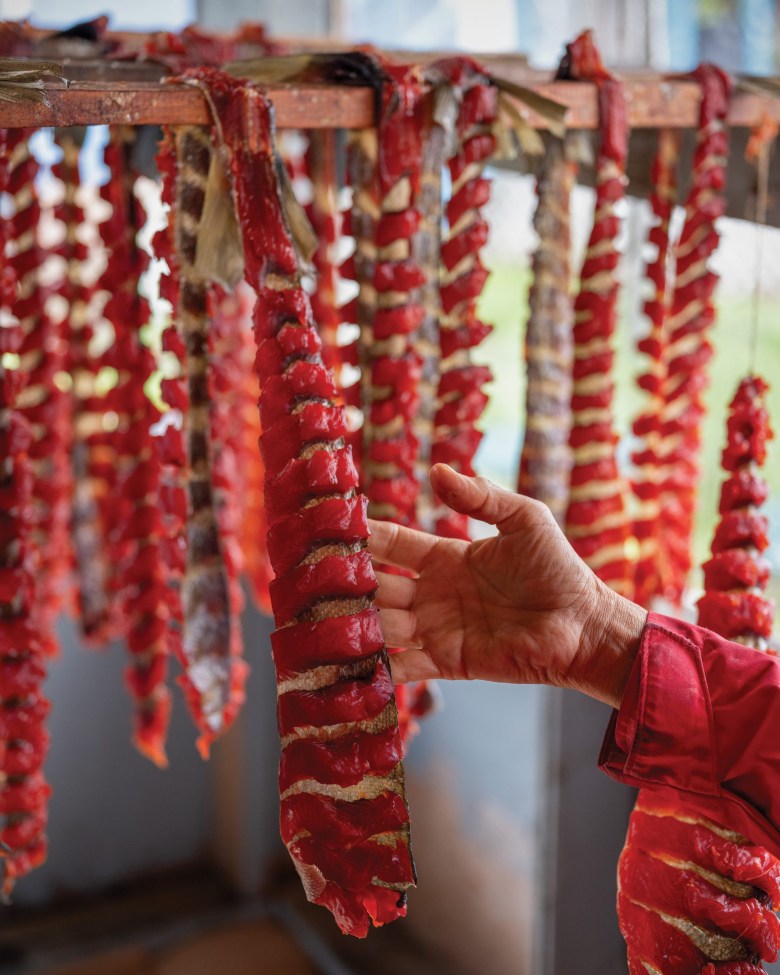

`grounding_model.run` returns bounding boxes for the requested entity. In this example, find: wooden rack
[0,21,777,129]
[0,80,375,129]
[0,70,778,130]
